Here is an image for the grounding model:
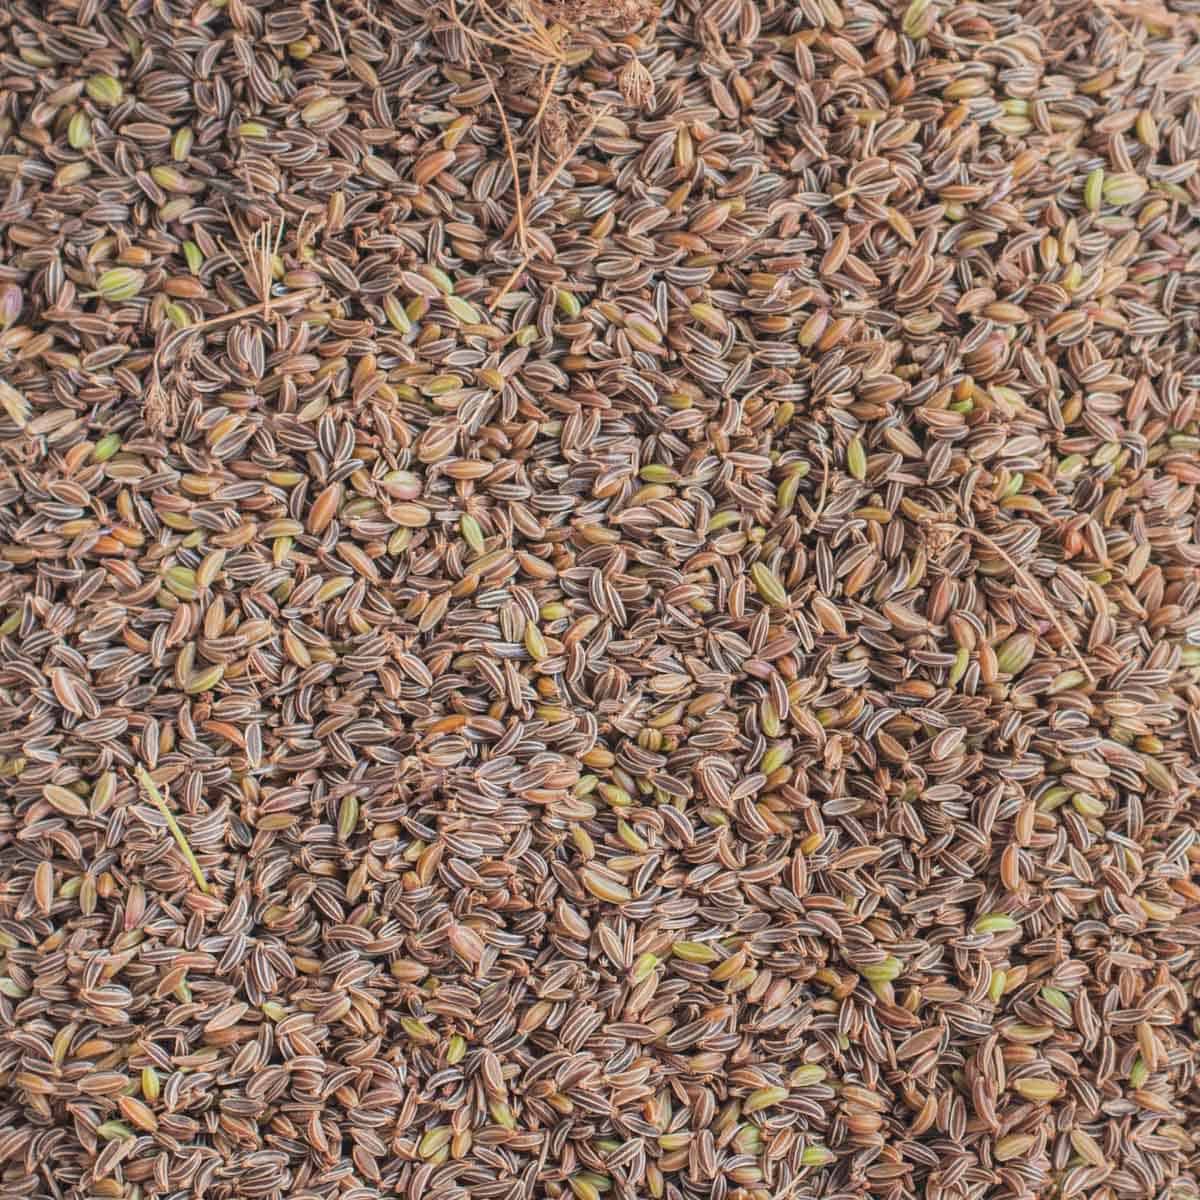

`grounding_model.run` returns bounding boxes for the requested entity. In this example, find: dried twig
[472,52,529,257]
[150,286,320,399]
[943,522,1097,683]
[325,0,349,63]
[808,446,831,532]
[136,766,209,893]
[487,104,610,310]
